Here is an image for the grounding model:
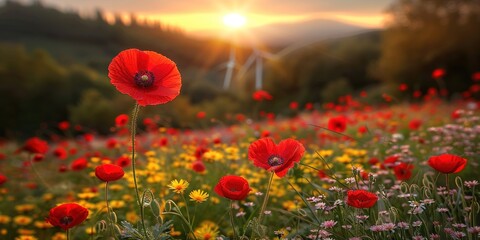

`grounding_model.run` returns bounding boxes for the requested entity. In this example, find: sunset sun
[222,13,246,28]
